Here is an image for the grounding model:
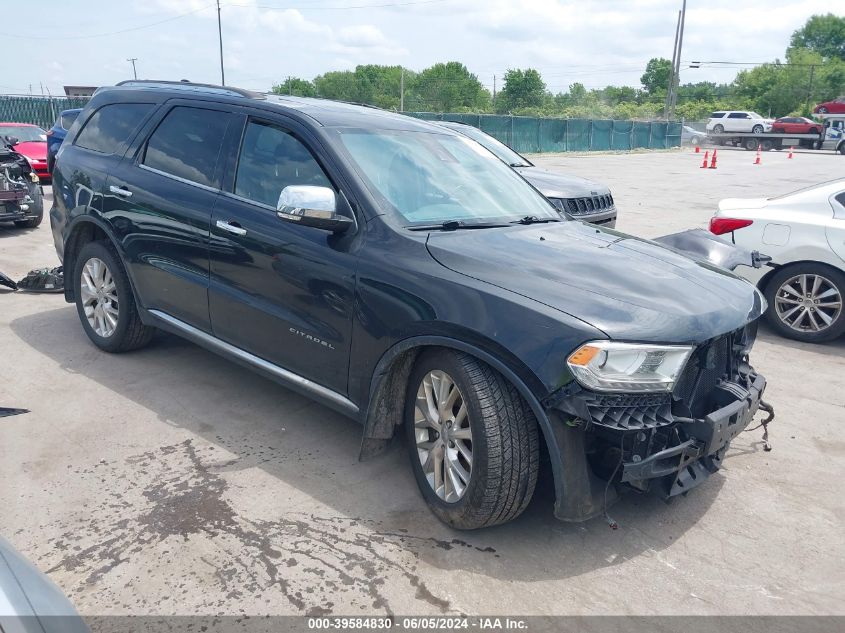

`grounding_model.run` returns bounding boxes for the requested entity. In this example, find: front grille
[553,194,615,216]
[583,392,674,430]
[673,335,731,417]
